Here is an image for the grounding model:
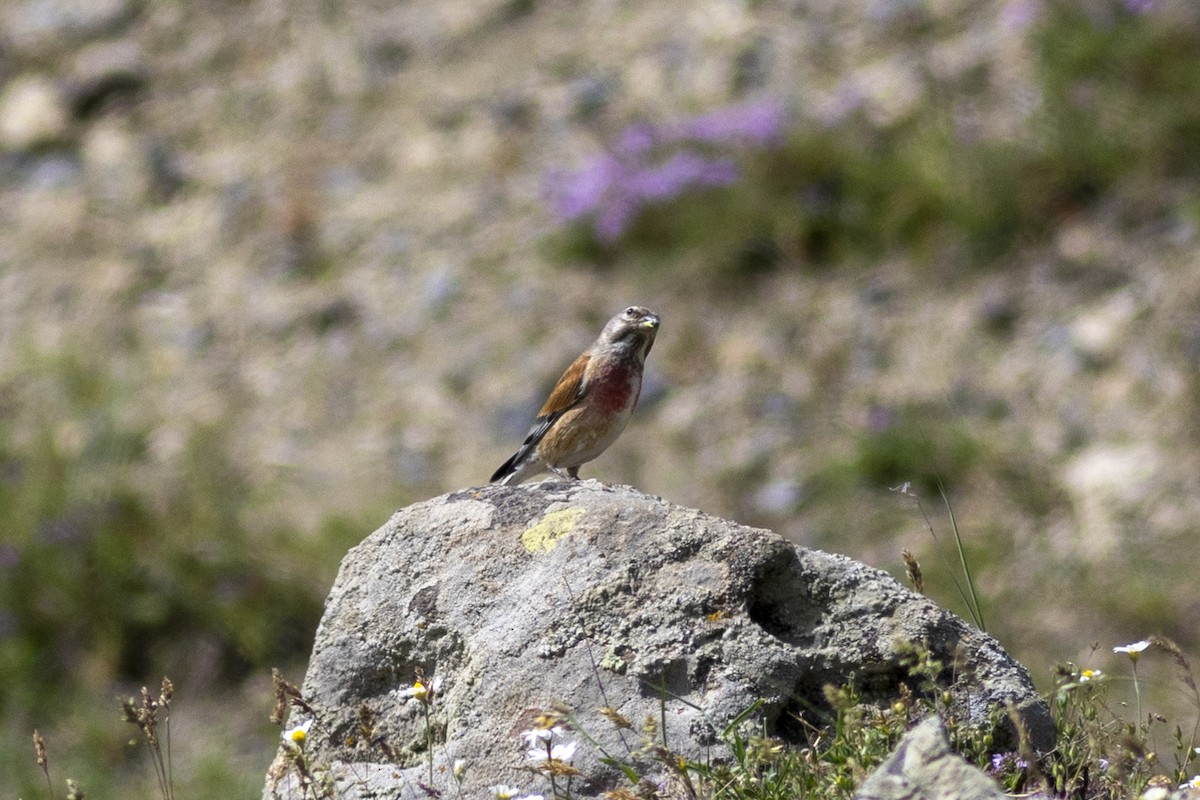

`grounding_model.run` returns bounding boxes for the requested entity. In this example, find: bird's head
[597,305,660,362]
